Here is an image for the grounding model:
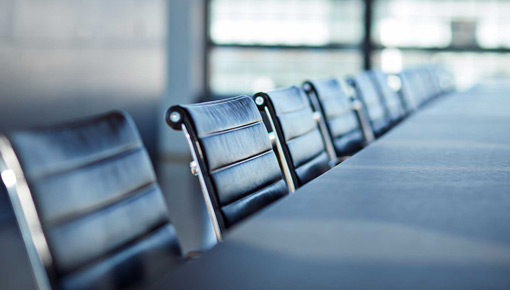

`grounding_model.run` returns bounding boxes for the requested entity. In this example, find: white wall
[0,0,166,160]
